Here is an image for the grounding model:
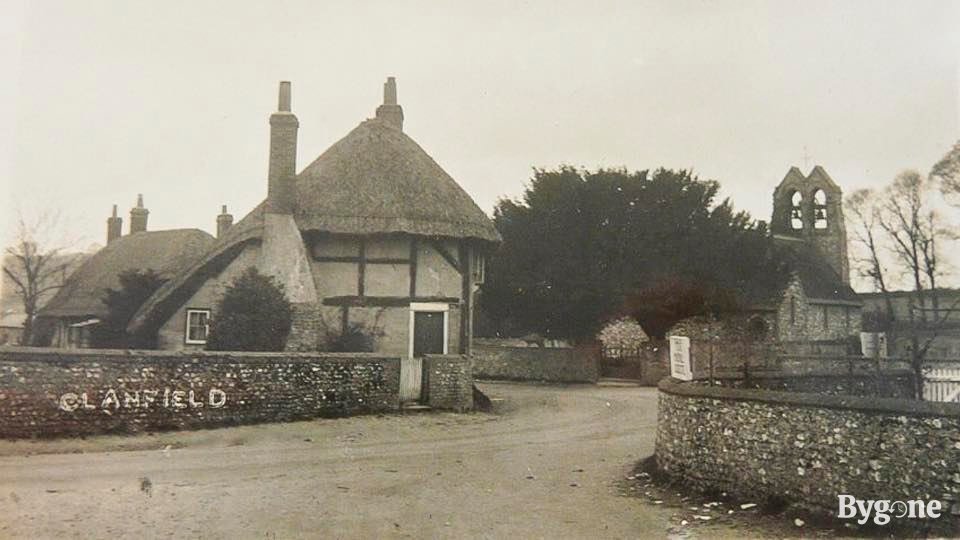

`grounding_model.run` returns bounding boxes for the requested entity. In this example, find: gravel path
[0,383,742,539]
